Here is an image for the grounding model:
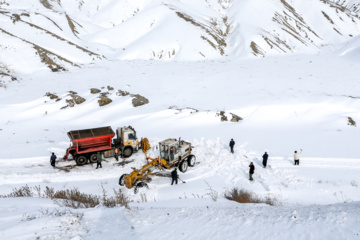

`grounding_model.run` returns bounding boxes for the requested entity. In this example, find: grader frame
[119,138,196,193]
